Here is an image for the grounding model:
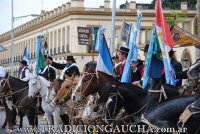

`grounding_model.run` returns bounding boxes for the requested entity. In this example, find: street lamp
[10,0,39,76]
